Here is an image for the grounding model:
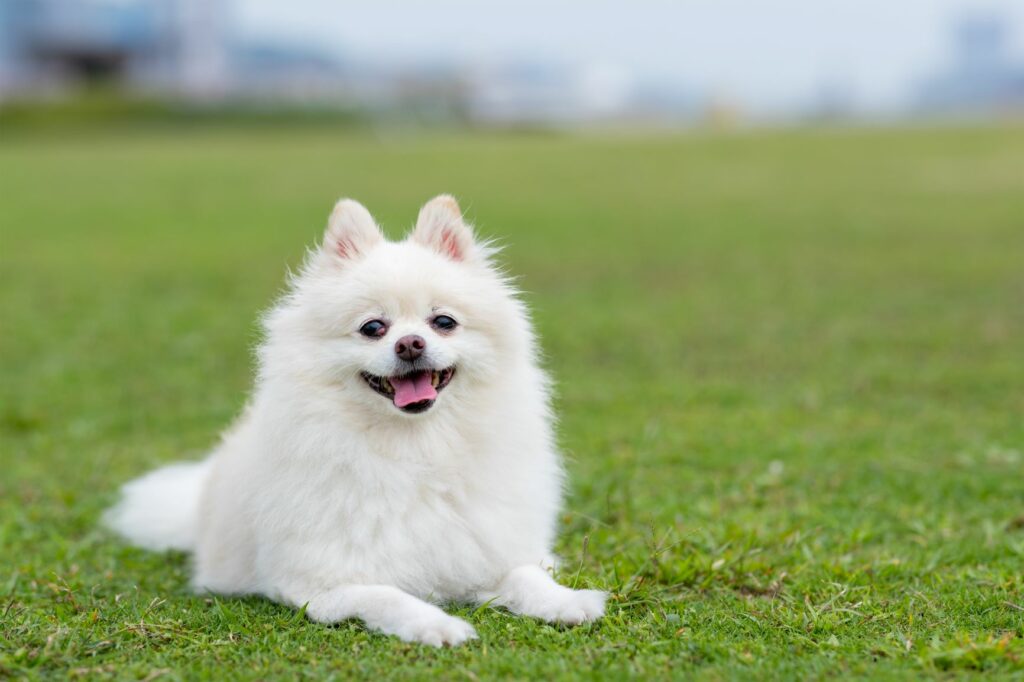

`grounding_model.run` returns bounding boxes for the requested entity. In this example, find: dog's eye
[359,320,388,338]
[431,315,458,332]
